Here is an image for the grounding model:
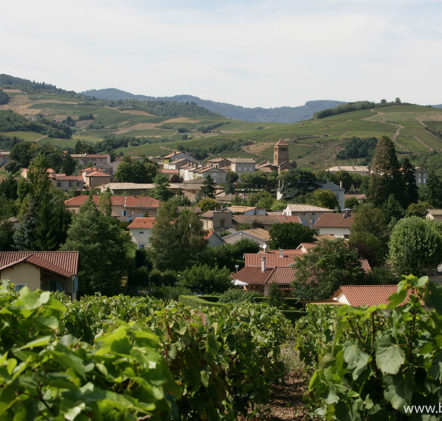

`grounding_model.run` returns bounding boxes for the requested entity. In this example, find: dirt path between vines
[241,373,317,420]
